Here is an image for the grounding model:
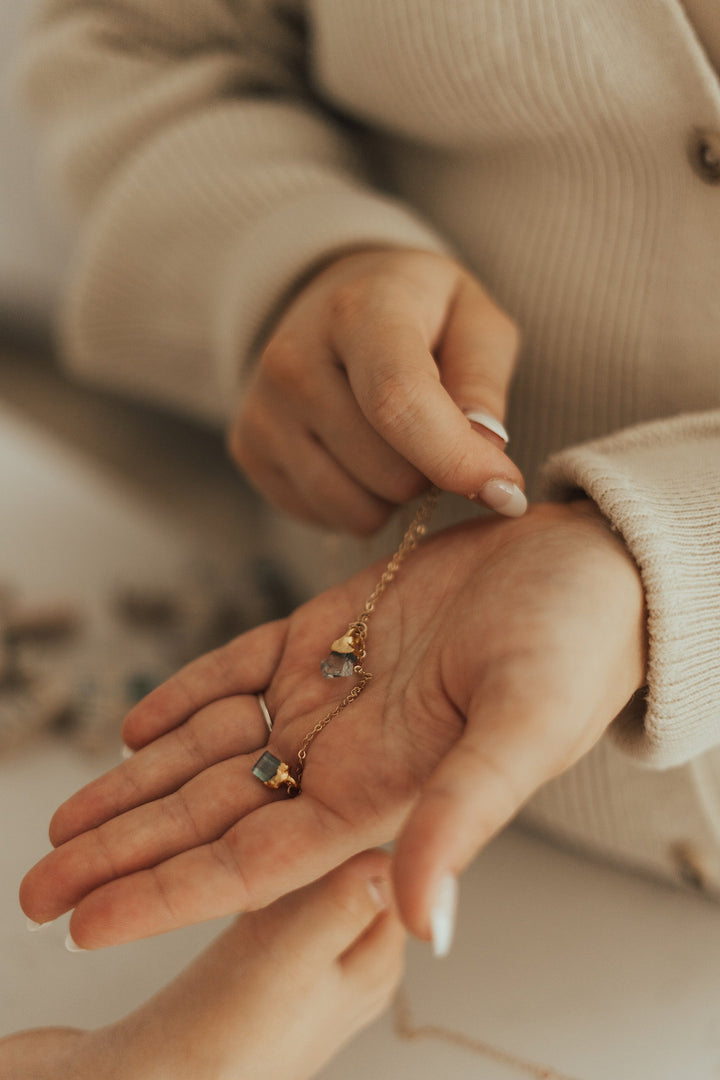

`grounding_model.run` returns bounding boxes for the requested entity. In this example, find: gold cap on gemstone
[330,631,360,654]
